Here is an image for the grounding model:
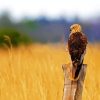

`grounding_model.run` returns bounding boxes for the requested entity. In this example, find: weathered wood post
[62,63,87,100]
